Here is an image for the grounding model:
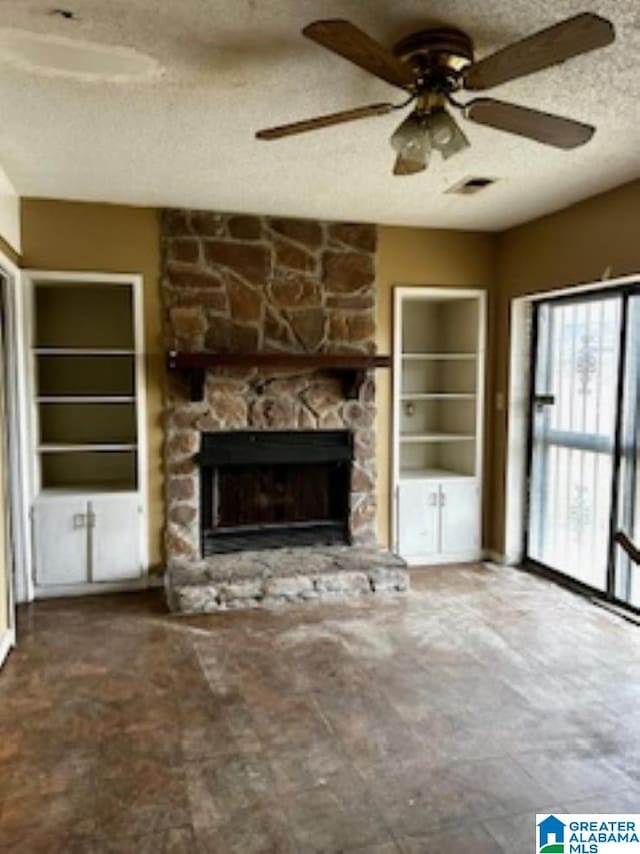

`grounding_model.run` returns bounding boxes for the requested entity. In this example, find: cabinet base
[403,551,483,567]
[33,574,159,599]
